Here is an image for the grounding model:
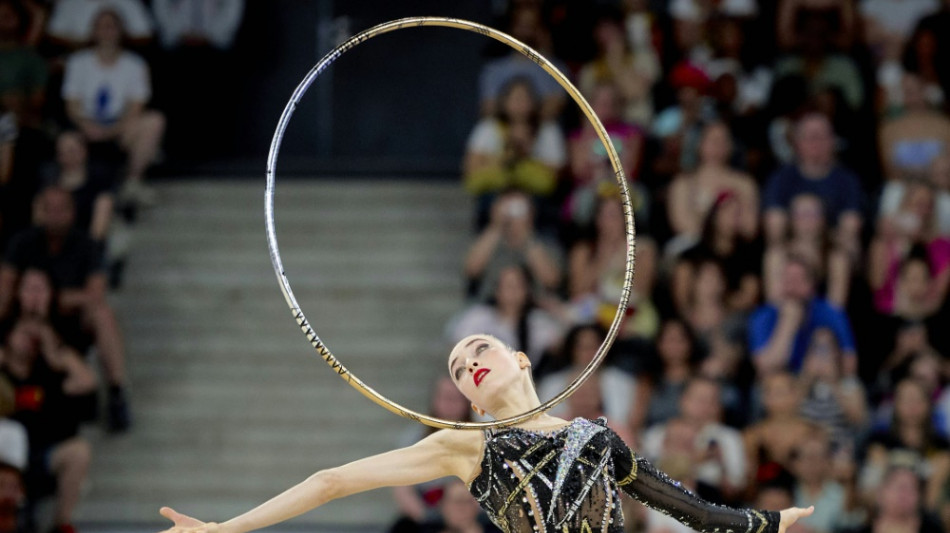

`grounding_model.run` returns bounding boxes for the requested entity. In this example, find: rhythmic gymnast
[159,334,813,533]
